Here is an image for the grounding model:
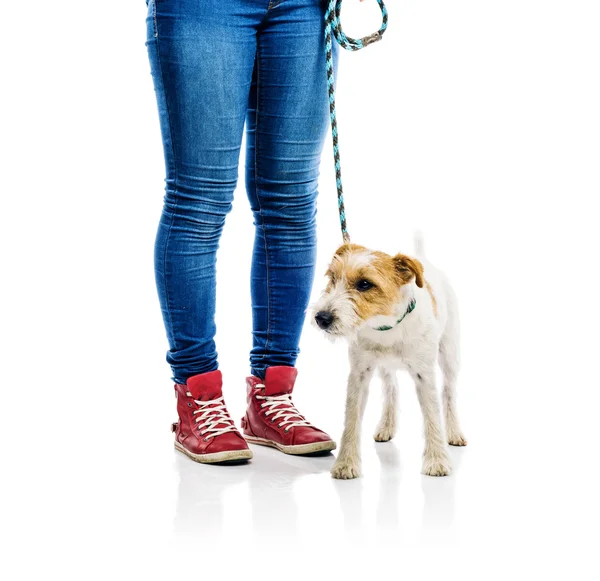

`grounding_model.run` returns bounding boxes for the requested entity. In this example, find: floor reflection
[173,445,333,540]
[173,439,465,543]
[420,446,465,545]
[329,440,403,542]
[247,447,333,534]
[173,453,249,538]
[331,473,365,532]
[375,440,403,530]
